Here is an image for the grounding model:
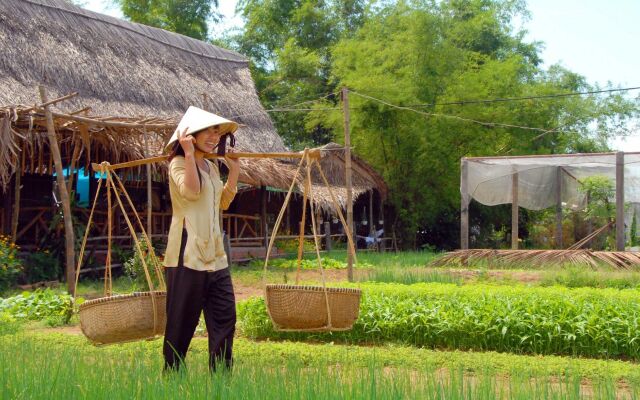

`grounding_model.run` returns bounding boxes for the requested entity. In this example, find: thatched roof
[248,143,387,212]
[0,0,286,181]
